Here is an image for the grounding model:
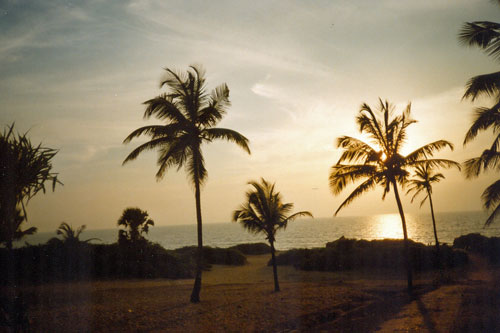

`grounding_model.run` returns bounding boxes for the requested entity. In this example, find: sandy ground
[5,254,500,332]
